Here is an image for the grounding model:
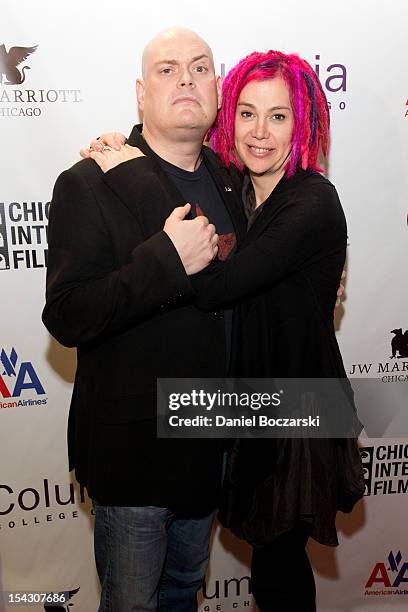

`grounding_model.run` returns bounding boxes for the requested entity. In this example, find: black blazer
[192,169,364,546]
[43,125,246,509]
